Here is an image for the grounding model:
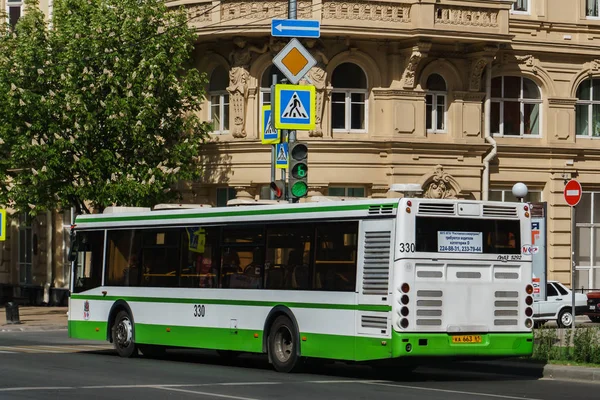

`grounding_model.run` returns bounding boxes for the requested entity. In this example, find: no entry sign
[564,179,582,207]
